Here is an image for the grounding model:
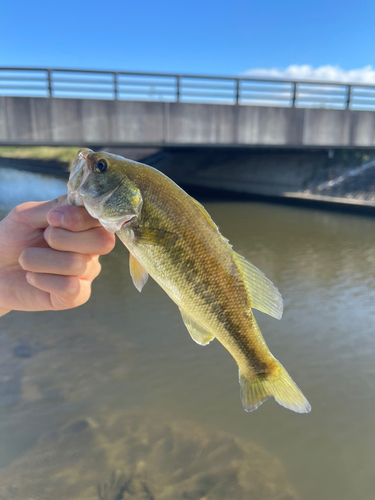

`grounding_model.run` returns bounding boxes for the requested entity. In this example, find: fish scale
[67,149,311,414]
[121,178,269,374]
